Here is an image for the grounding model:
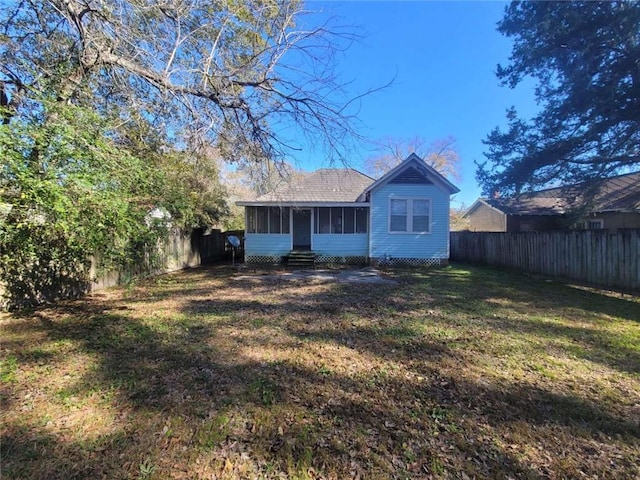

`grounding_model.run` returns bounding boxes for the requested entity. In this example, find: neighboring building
[464,171,640,232]
[236,153,460,265]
